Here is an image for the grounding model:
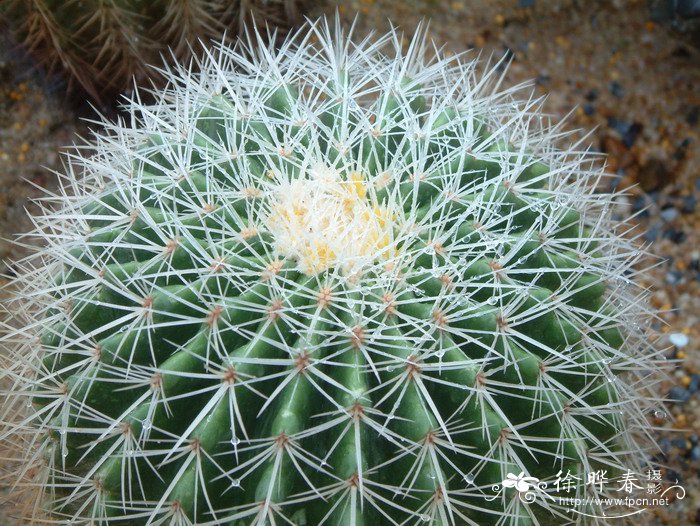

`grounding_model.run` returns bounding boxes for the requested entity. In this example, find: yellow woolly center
[266,165,394,274]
